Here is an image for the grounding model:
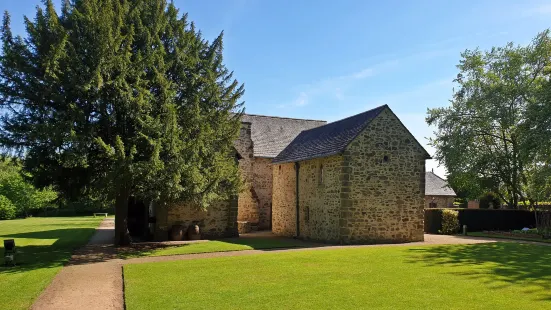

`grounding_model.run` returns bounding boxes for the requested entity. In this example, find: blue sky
[2,0,551,176]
